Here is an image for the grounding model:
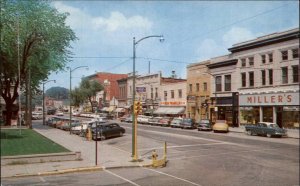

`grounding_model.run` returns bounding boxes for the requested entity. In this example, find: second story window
[249,72,254,87]
[164,91,168,101]
[268,53,273,63]
[282,67,288,84]
[241,58,246,67]
[281,50,288,61]
[189,84,192,92]
[261,70,266,86]
[241,73,246,87]
[292,48,299,59]
[292,65,299,83]
[155,88,158,98]
[151,88,153,99]
[248,57,254,66]
[203,82,207,91]
[225,75,231,91]
[171,90,174,99]
[269,69,273,85]
[196,83,199,92]
[215,76,222,92]
[261,54,266,64]
[178,89,182,98]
